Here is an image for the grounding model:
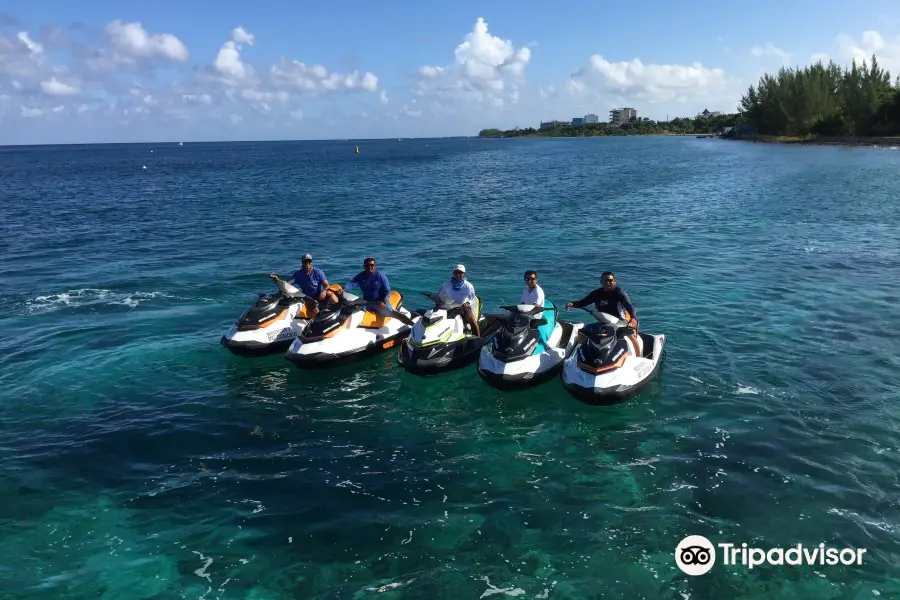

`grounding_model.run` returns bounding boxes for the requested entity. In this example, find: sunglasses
[364,263,375,267]
[525,276,536,281]
[603,278,614,283]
